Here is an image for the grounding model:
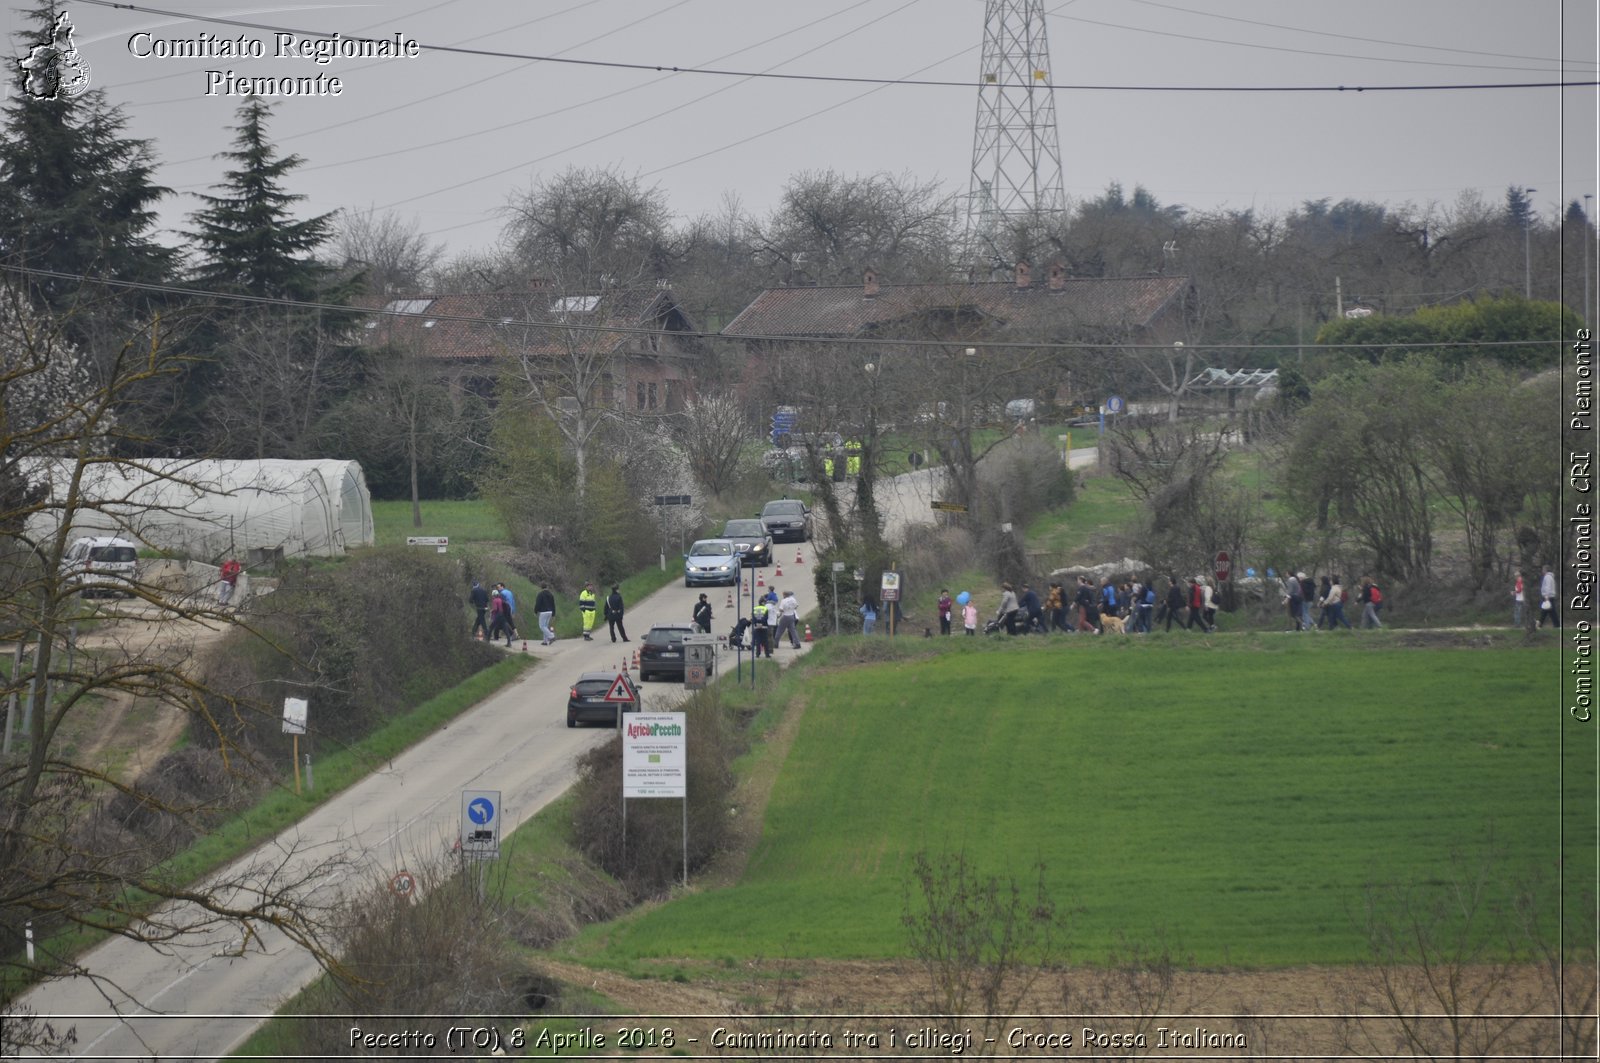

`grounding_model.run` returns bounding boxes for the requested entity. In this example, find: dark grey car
[721,518,773,566]
[759,499,812,543]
